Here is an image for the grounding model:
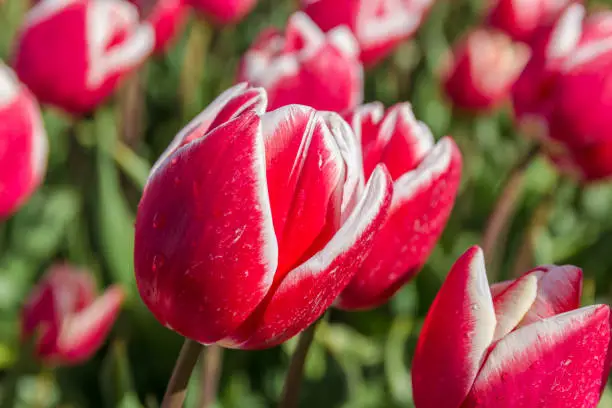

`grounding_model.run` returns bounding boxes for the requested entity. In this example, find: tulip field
[3,0,612,407]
